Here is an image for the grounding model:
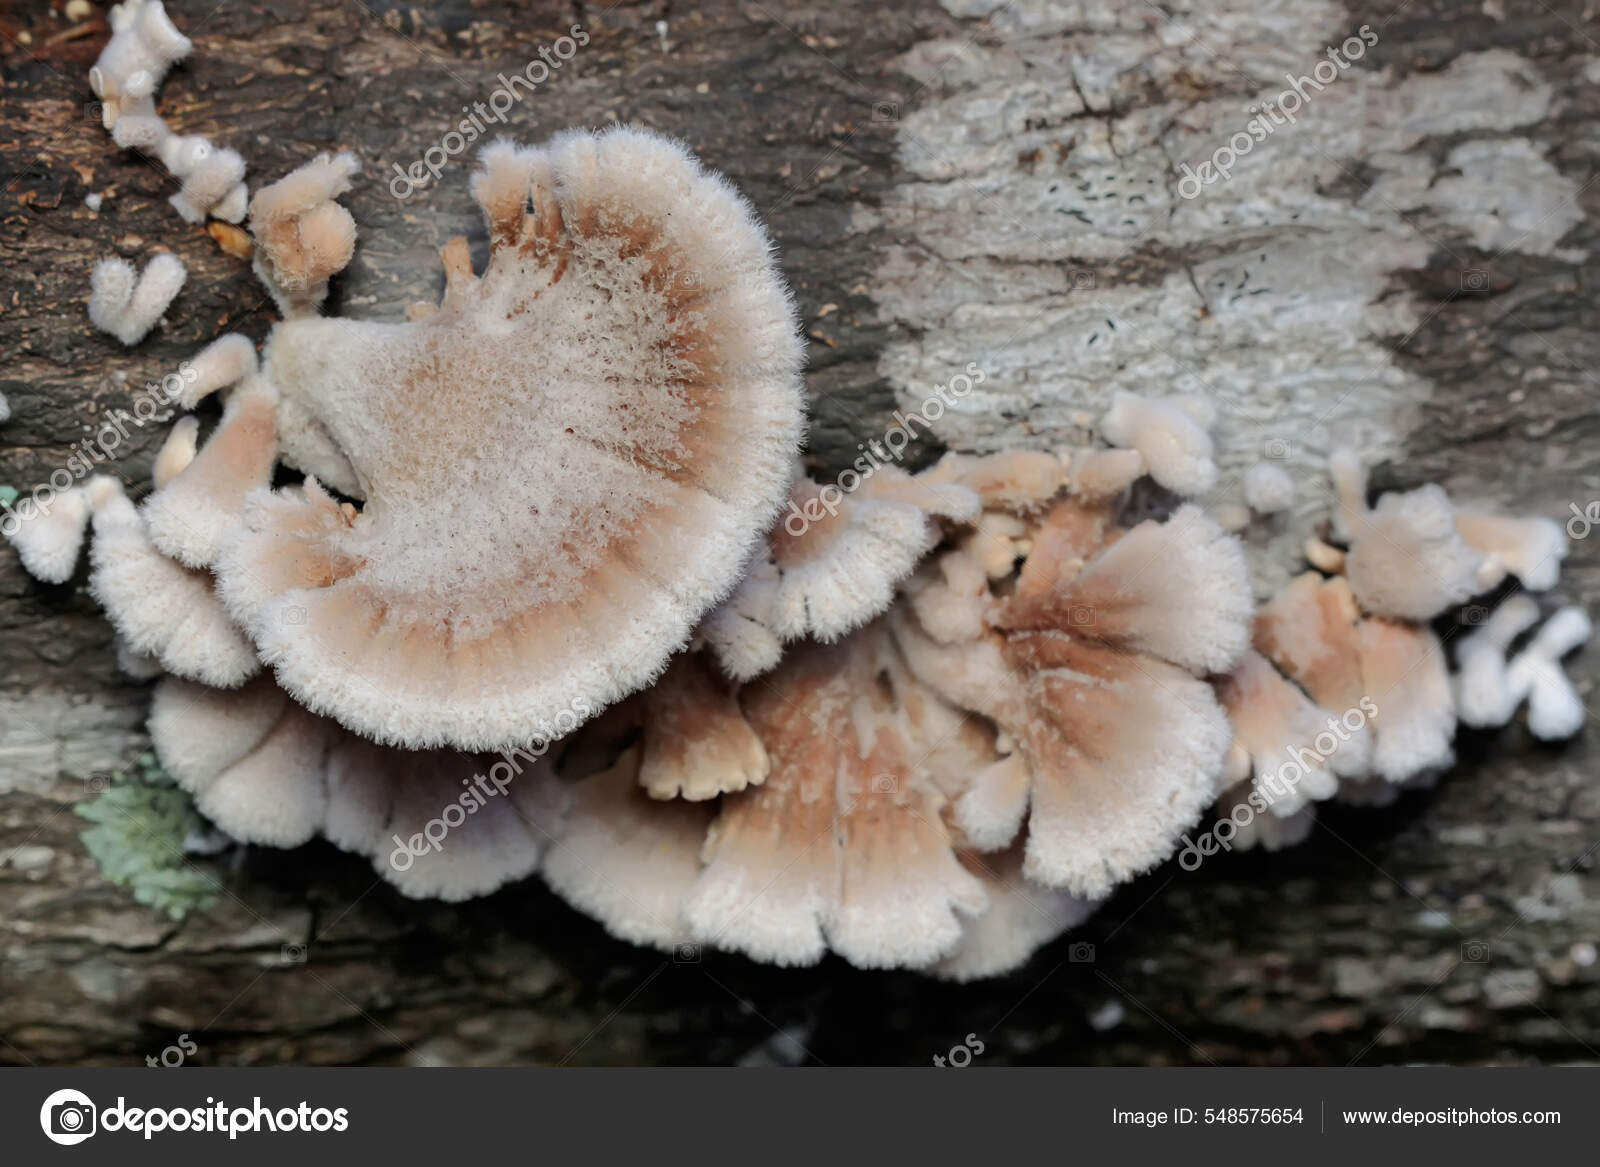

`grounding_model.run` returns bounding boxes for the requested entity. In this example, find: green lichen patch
[75,753,219,921]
